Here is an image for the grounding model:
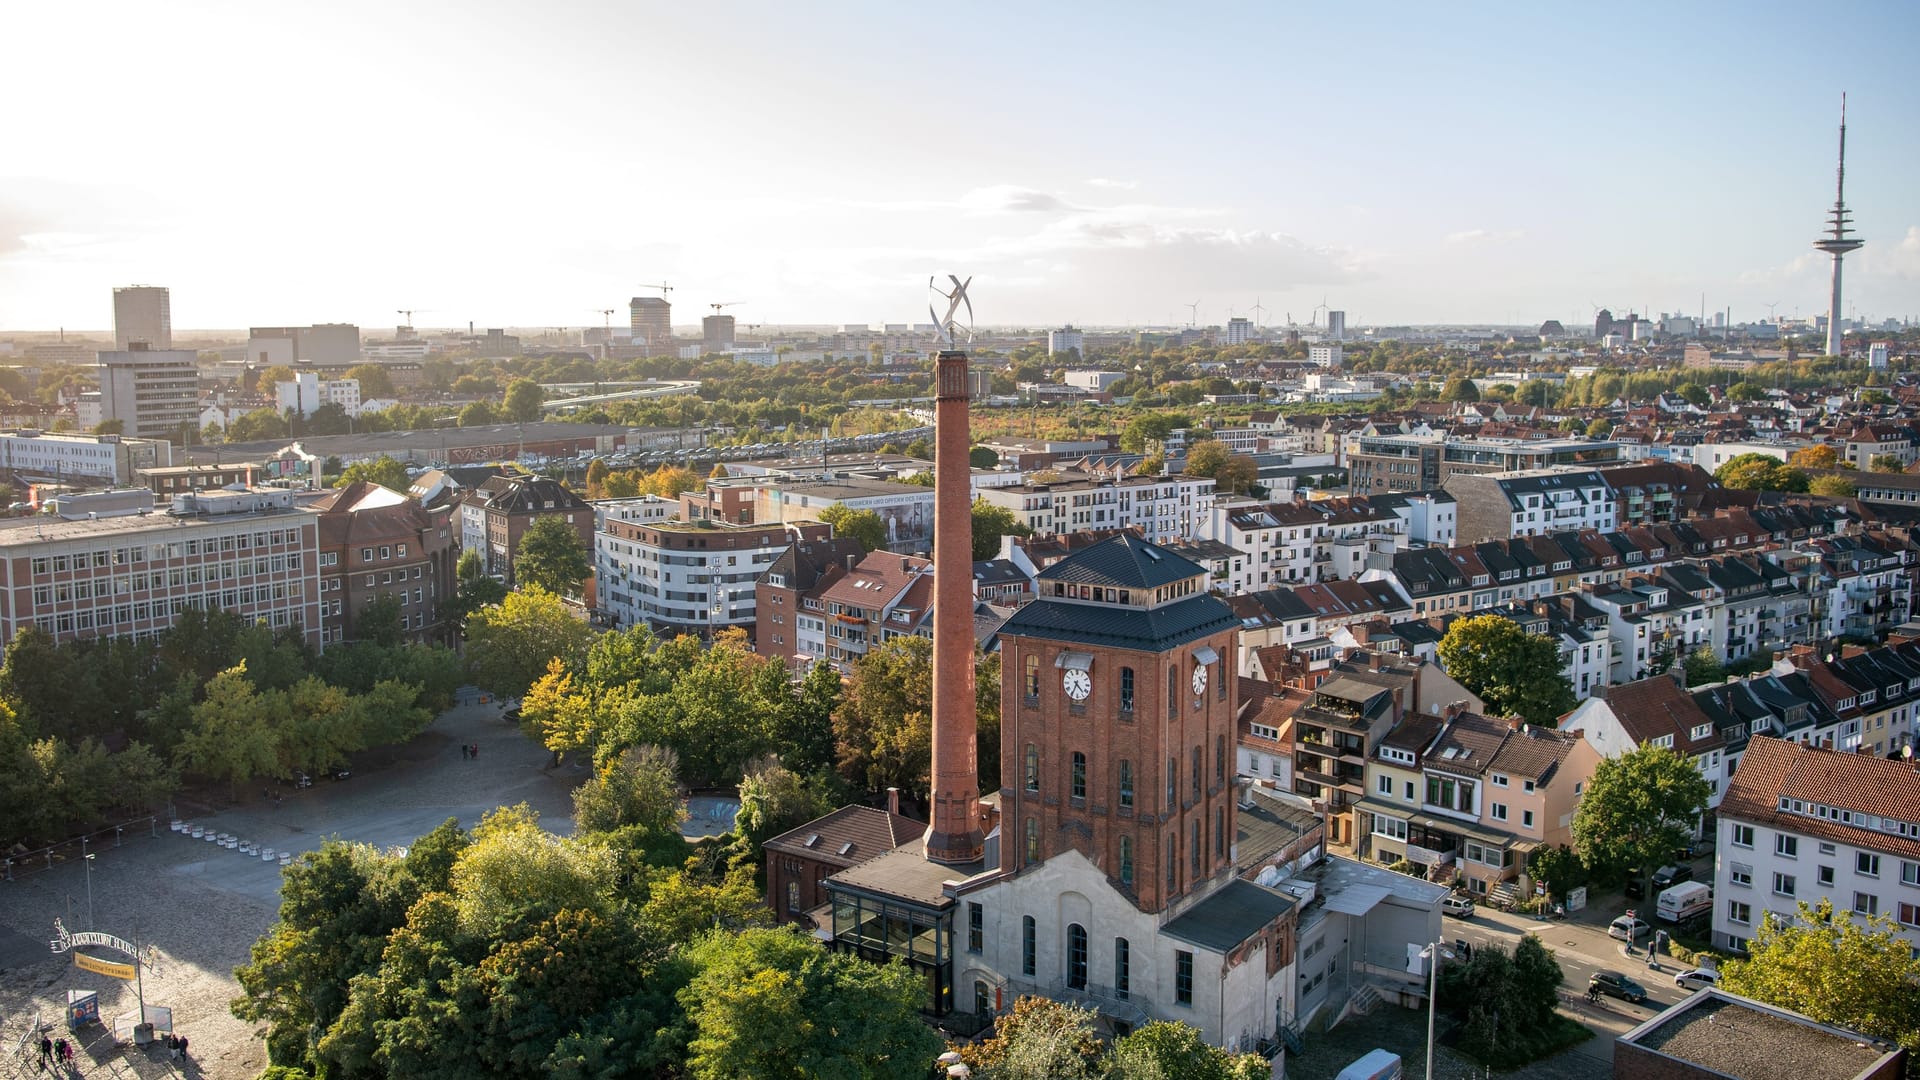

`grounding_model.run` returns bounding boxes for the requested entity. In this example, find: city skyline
[3,1,1918,333]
